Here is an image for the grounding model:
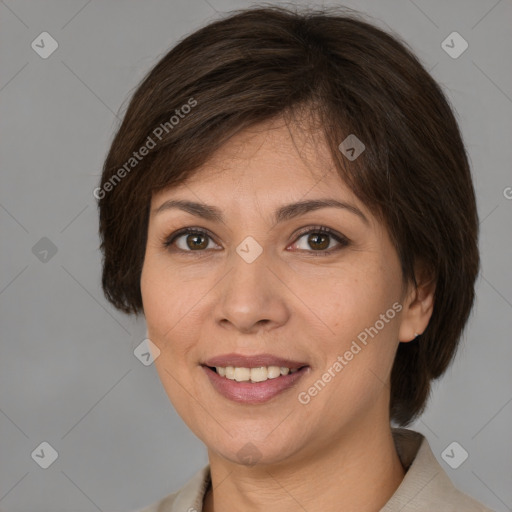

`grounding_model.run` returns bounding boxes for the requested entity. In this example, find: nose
[214,247,290,335]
